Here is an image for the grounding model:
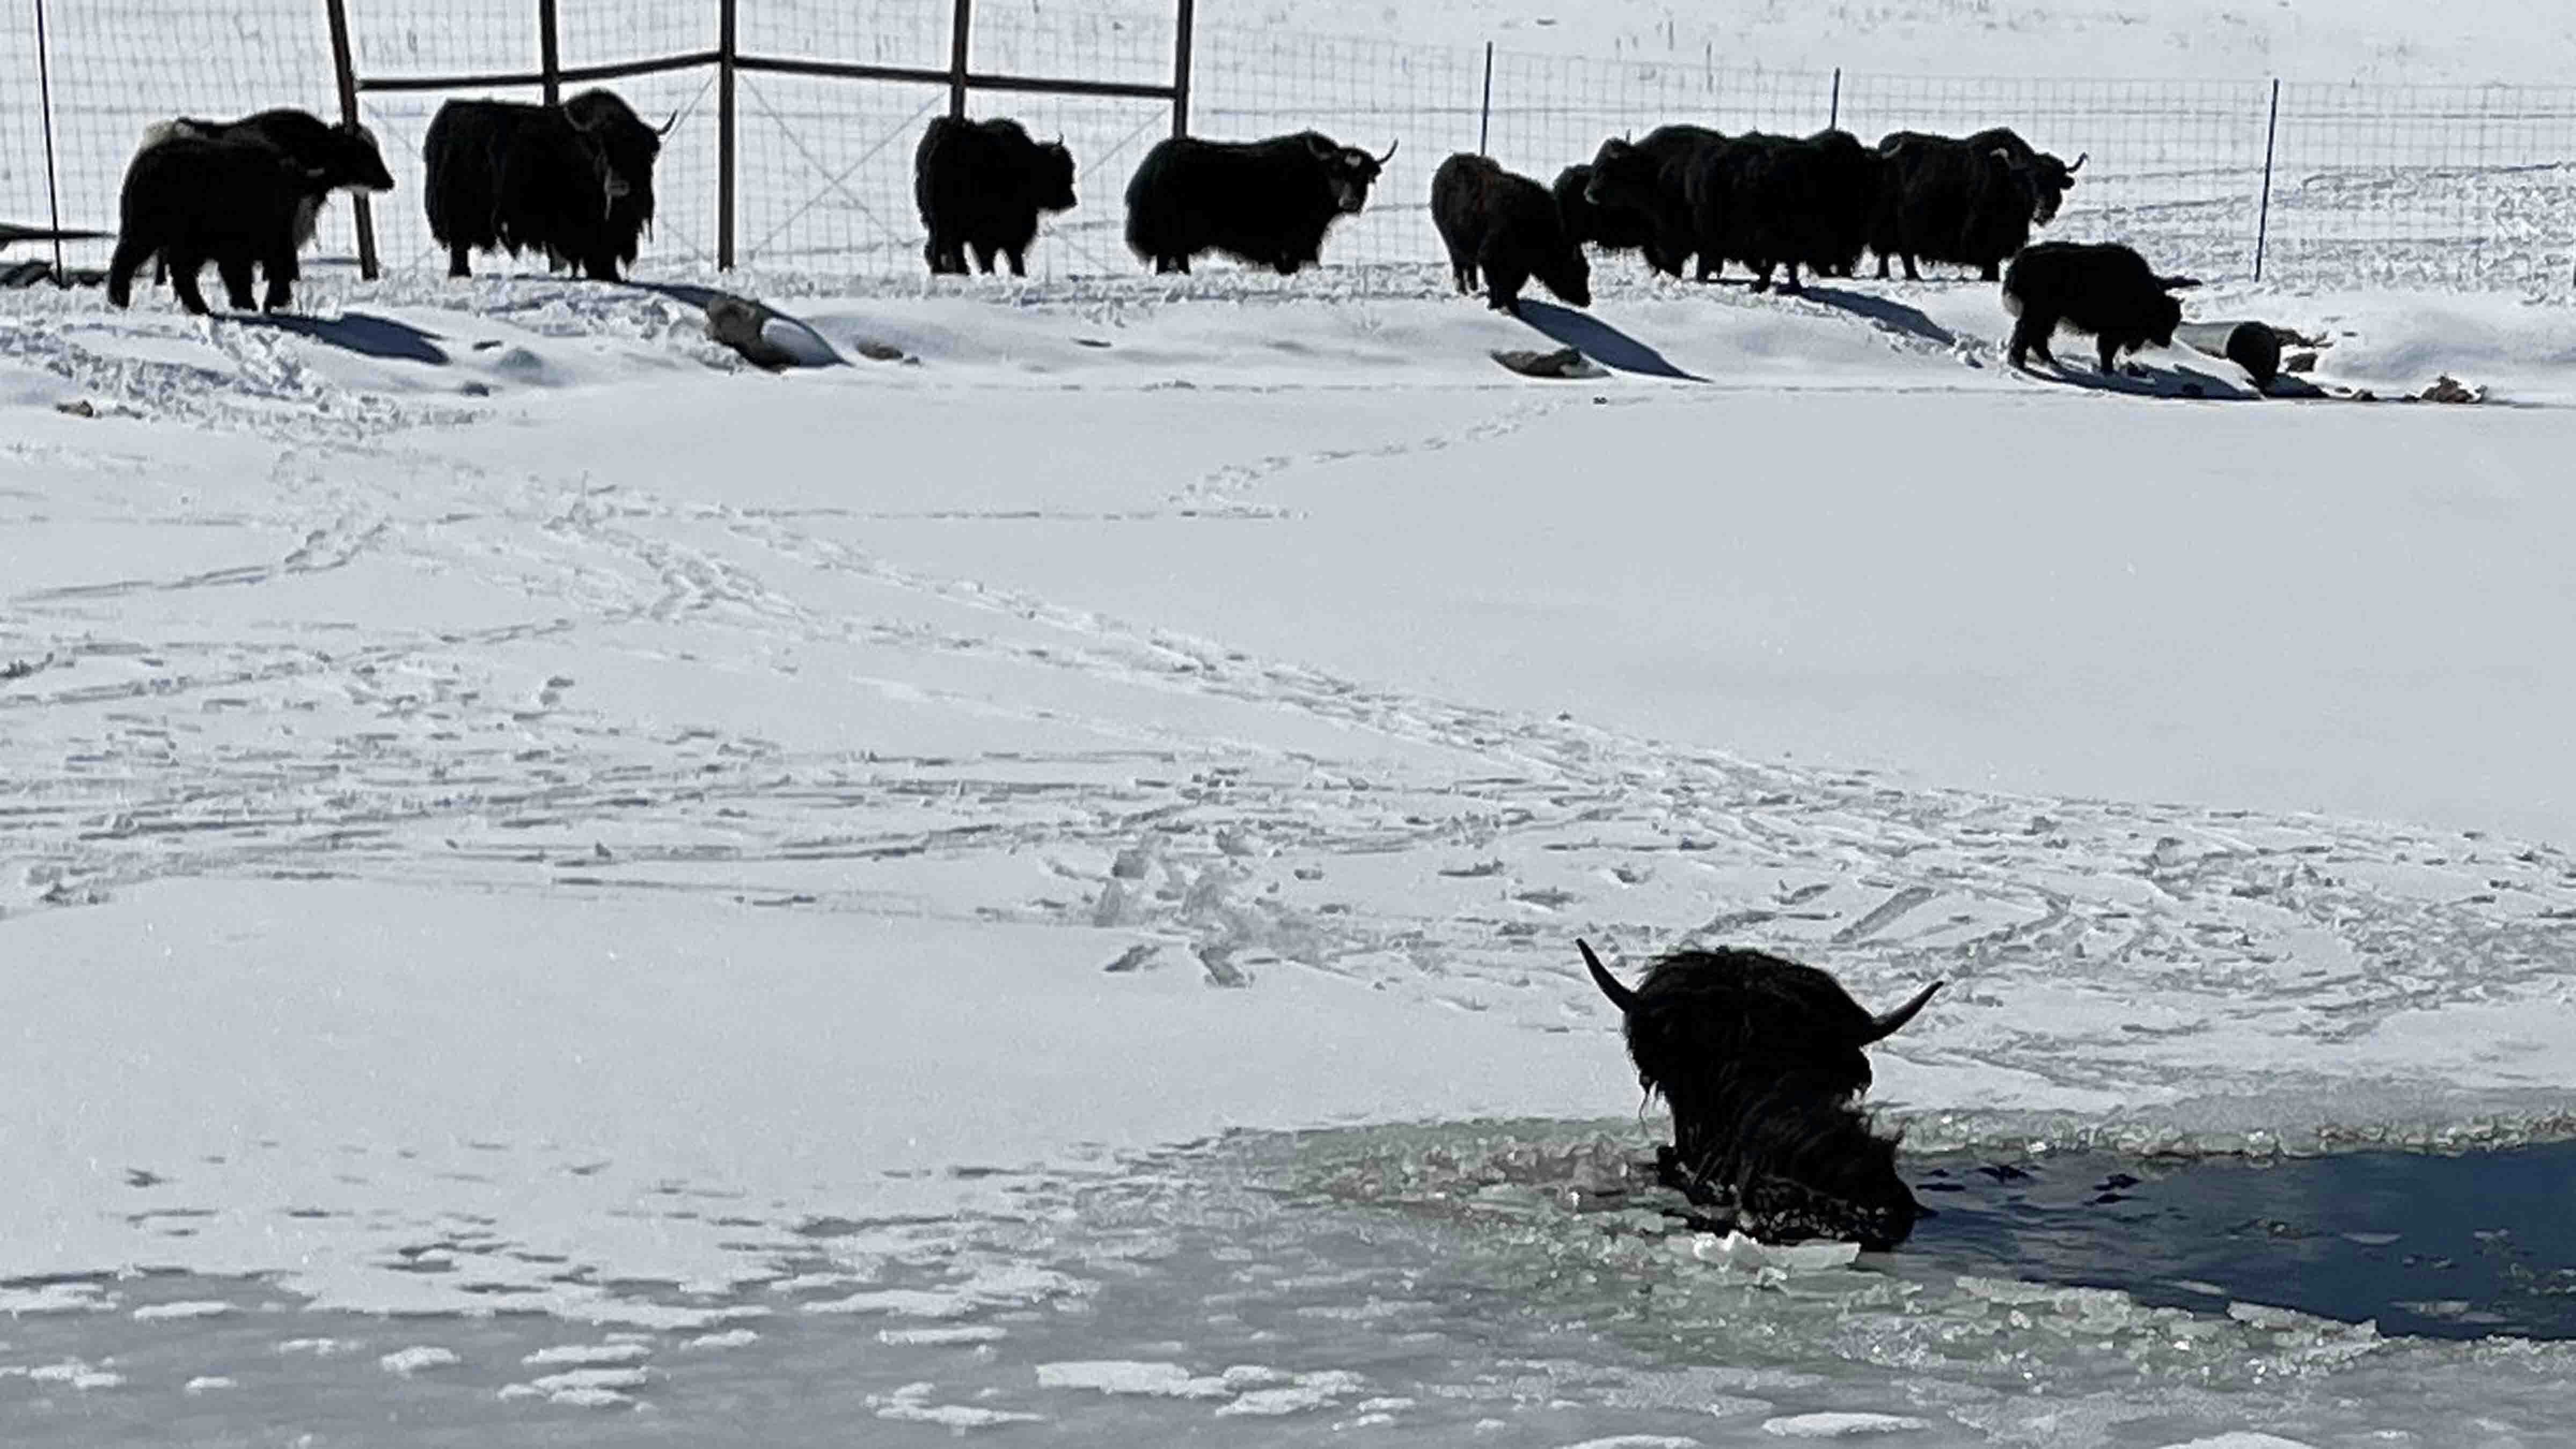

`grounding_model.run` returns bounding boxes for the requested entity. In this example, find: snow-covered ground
[5,265,2576,1441]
